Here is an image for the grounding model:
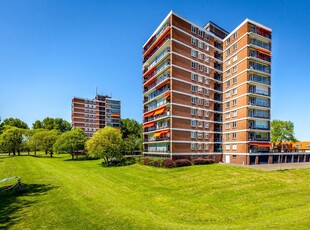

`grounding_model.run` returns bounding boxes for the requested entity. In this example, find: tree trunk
[50,151,53,158]
[18,150,20,156]
[71,154,74,160]
[34,150,36,155]
[13,150,16,155]
[45,150,48,155]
